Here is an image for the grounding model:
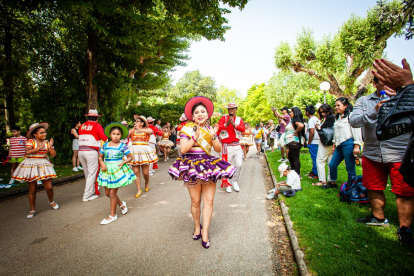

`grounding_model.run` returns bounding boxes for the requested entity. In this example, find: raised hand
[373,59,413,90]
[210,124,219,137]
[49,138,54,147]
